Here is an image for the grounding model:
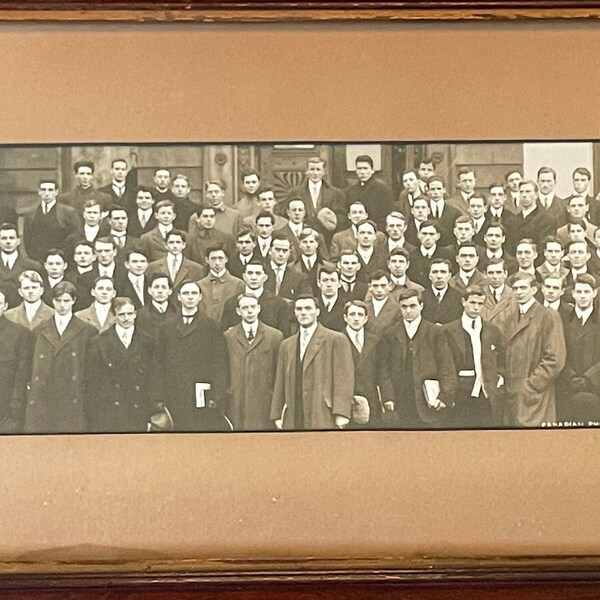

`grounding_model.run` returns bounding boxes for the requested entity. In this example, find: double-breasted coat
[270,324,354,430]
[151,313,229,431]
[503,301,566,427]
[0,316,33,433]
[224,321,283,431]
[24,316,97,433]
[85,326,156,432]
